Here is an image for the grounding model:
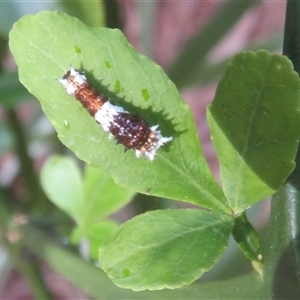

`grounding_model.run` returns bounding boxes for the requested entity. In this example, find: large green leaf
[9,11,230,213]
[19,223,267,298]
[208,50,300,213]
[99,209,233,291]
